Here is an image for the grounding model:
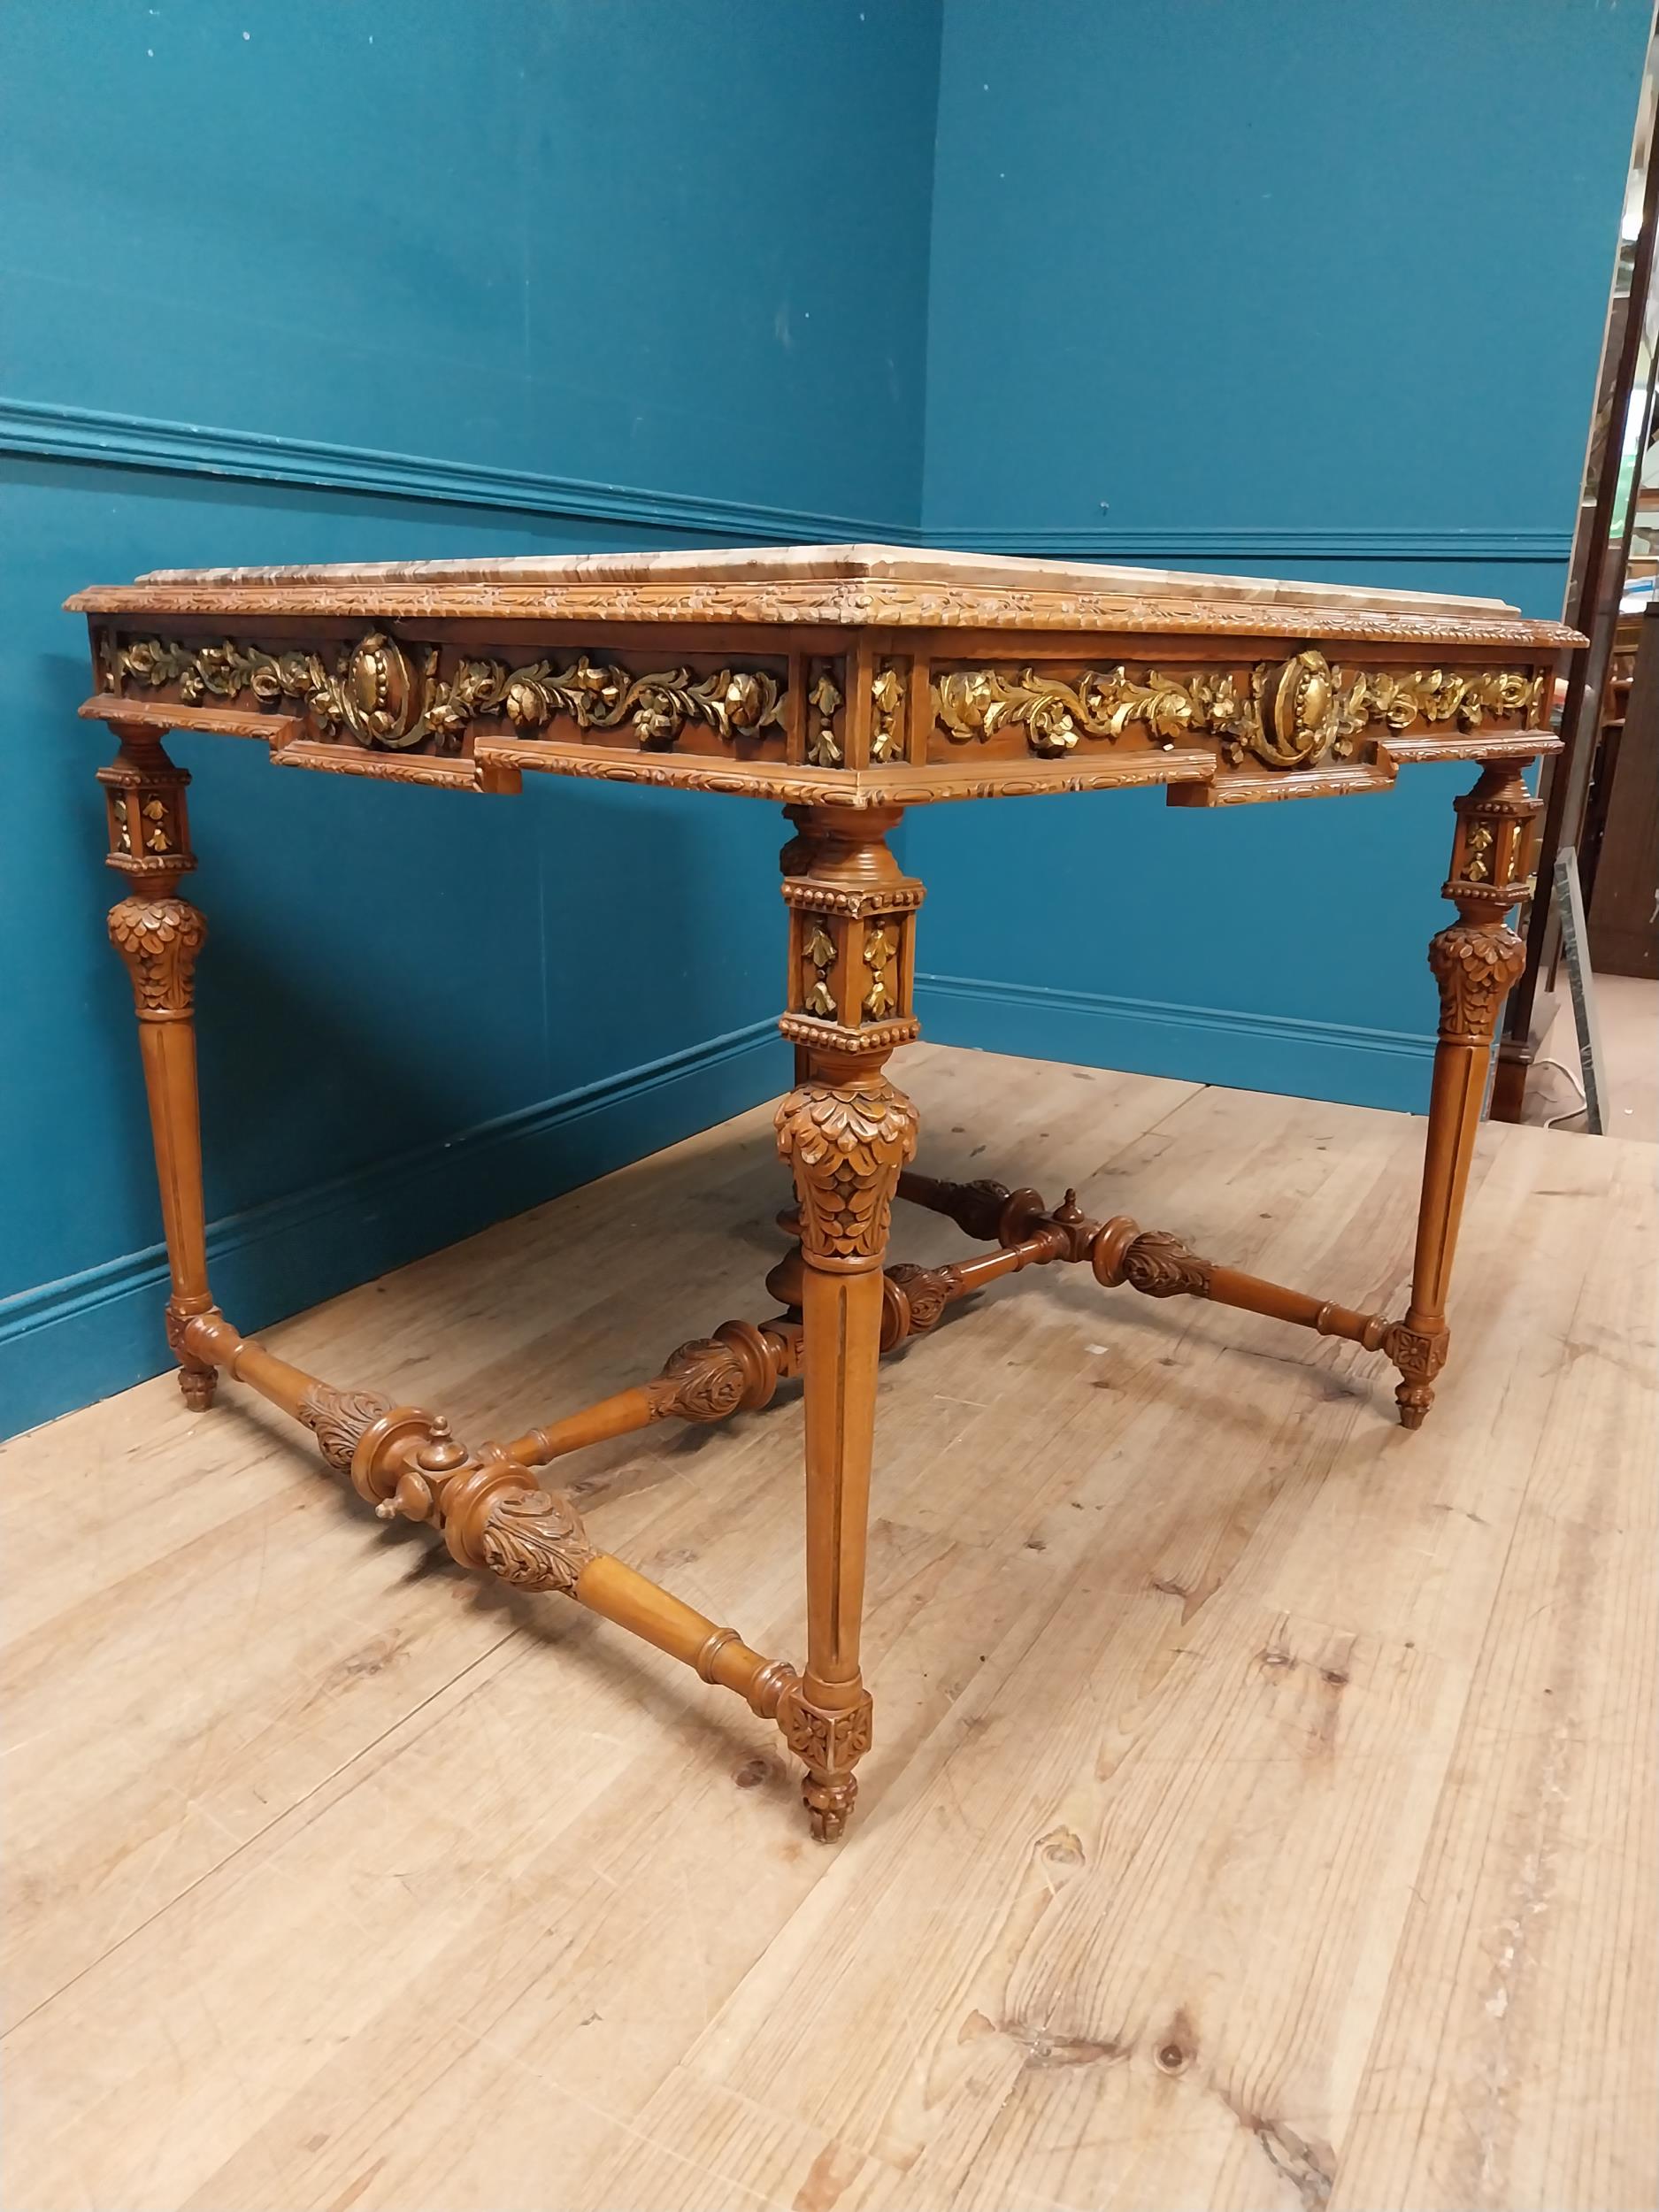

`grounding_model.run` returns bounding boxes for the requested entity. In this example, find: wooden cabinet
[1588,598,1659,976]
